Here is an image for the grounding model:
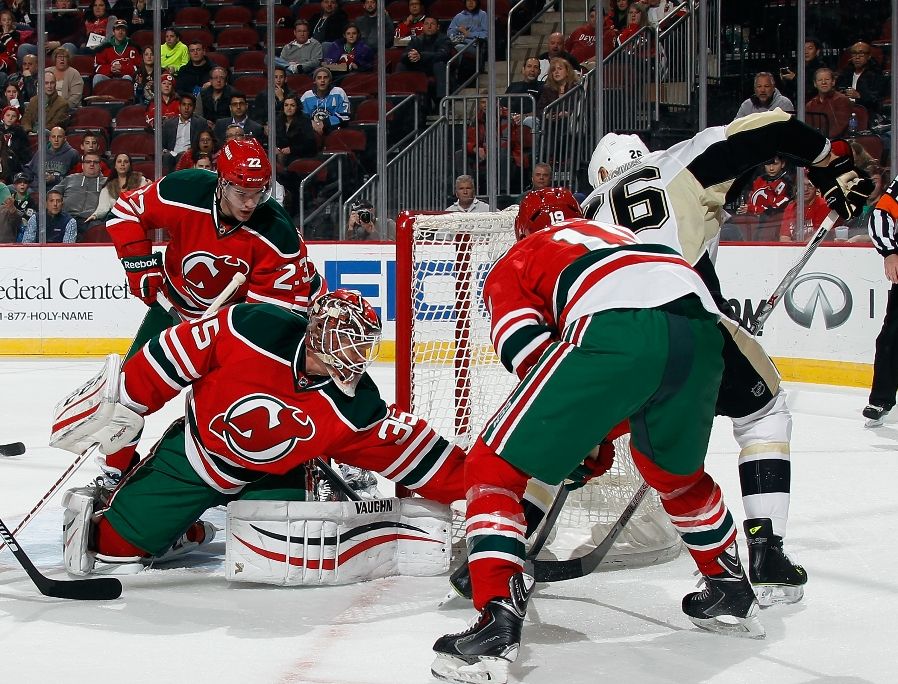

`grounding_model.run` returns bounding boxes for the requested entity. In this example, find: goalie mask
[588,133,650,188]
[307,290,382,396]
[214,138,272,234]
[515,187,583,240]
